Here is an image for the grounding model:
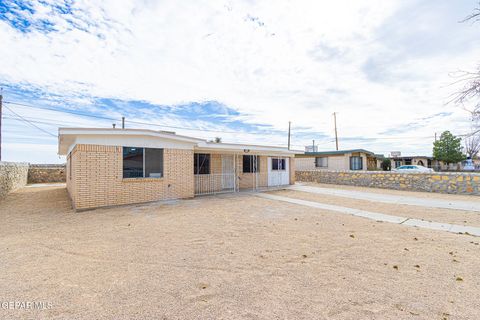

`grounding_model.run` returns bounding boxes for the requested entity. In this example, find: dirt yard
[1,185,480,319]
